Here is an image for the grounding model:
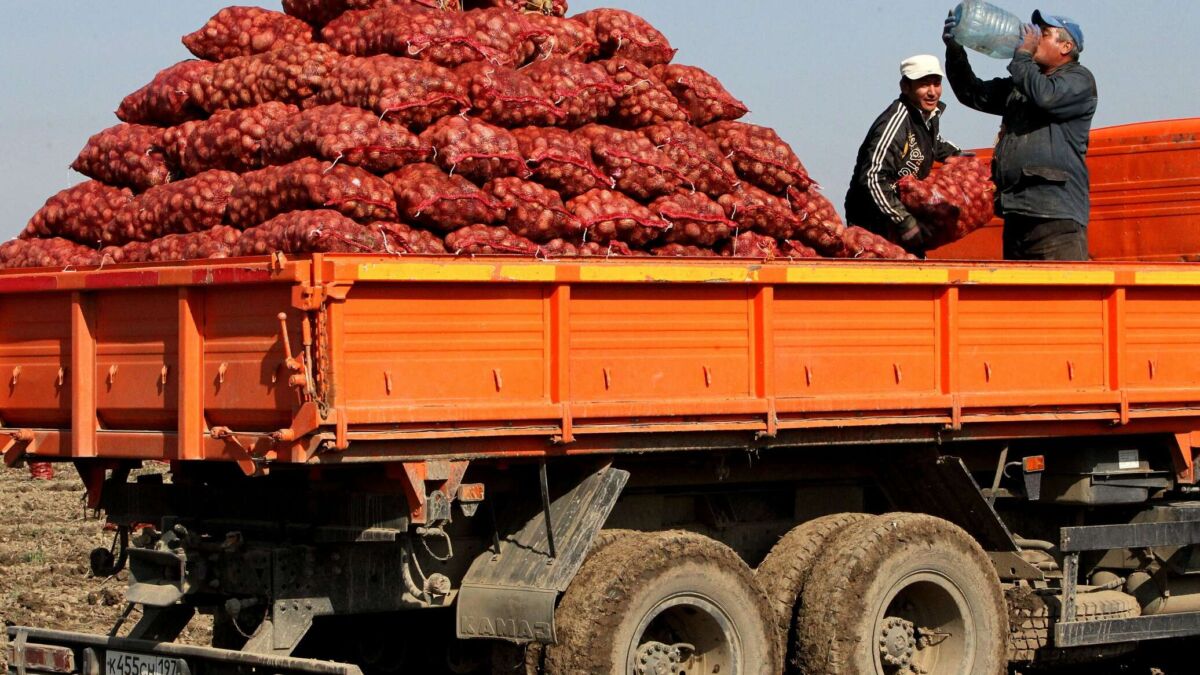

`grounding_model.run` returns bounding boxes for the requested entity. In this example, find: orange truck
[6,119,1200,675]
